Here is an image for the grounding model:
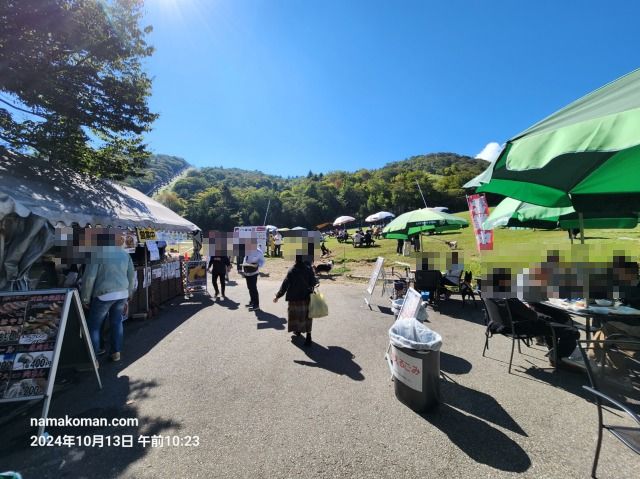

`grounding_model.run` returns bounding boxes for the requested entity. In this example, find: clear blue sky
[142,0,639,176]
